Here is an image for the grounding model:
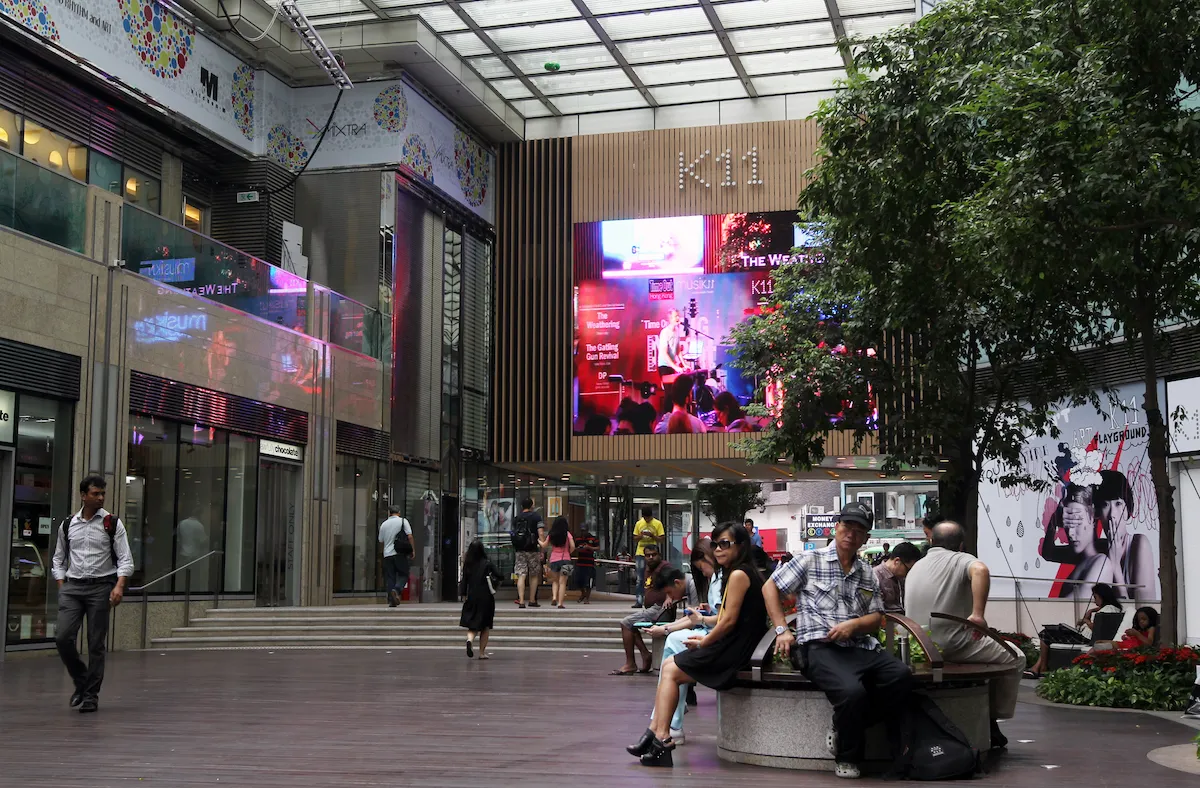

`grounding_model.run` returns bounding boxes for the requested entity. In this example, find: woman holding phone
[626,522,766,768]
[644,540,721,744]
